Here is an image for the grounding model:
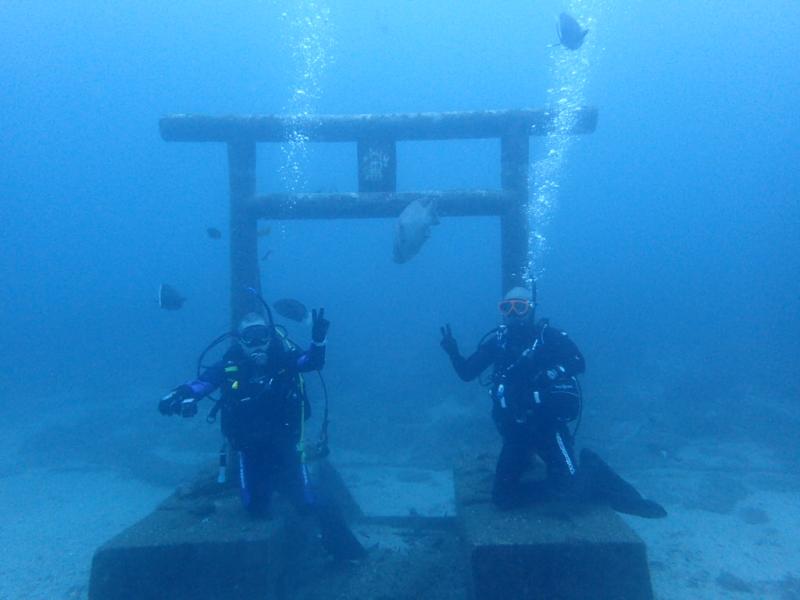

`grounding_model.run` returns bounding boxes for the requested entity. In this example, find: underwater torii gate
[85,109,664,600]
[159,108,597,326]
